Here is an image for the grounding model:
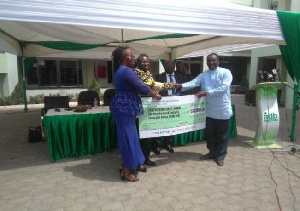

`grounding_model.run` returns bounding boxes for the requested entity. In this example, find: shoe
[164,145,174,153]
[145,159,156,166]
[199,153,215,160]
[216,159,224,166]
[121,171,139,182]
[151,146,160,155]
[137,165,147,172]
[120,169,139,182]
